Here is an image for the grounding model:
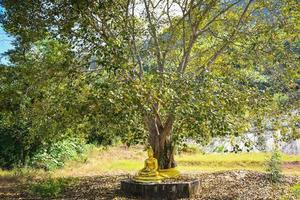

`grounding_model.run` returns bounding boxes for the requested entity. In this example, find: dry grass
[1,145,299,178]
[50,145,300,177]
[52,146,145,177]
